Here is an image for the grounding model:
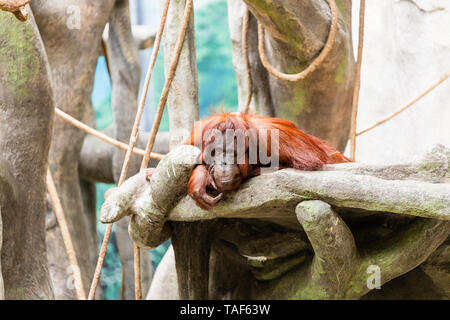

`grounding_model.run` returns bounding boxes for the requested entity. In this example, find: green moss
[0,12,41,99]
[279,88,311,120]
[421,199,446,216]
[294,283,330,300]
[335,0,347,20]
[5,287,25,300]
[250,0,306,61]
